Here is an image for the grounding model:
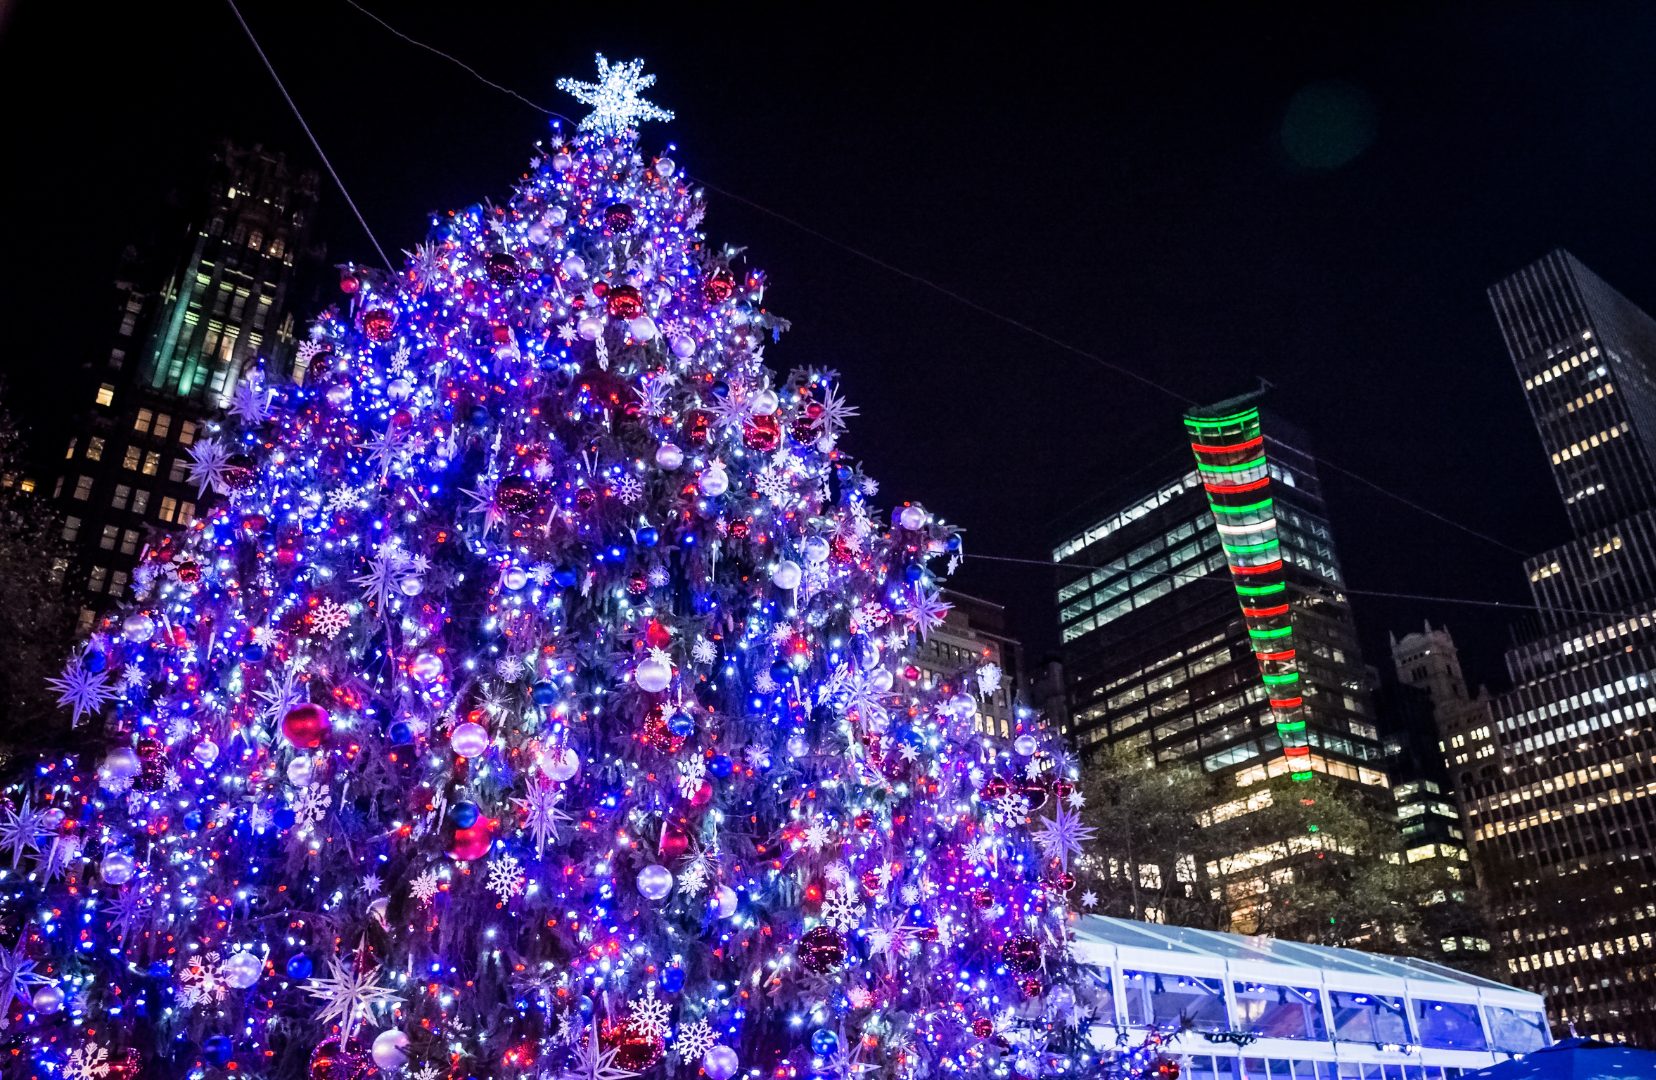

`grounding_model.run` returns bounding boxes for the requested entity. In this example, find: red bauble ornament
[599,1018,663,1072]
[644,620,673,650]
[1155,1056,1182,1080]
[362,308,395,342]
[742,413,781,452]
[605,284,645,319]
[339,274,360,295]
[494,476,541,515]
[134,737,169,792]
[1002,935,1042,975]
[450,816,494,861]
[792,401,825,442]
[1053,779,1075,801]
[860,868,884,894]
[220,453,258,492]
[1021,781,1049,812]
[1020,976,1043,998]
[798,925,847,973]
[627,573,648,596]
[704,268,735,303]
[281,703,331,749]
[1048,870,1077,893]
[485,252,520,285]
[659,819,691,861]
[727,519,750,540]
[574,487,598,512]
[174,560,202,585]
[308,1037,372,1080]
[972,886,995,909]
[682,409,713,448]
[642,705,687,754]
[980,777,1010,801]
[972,1017,995,1039]
[603,203,637,233]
